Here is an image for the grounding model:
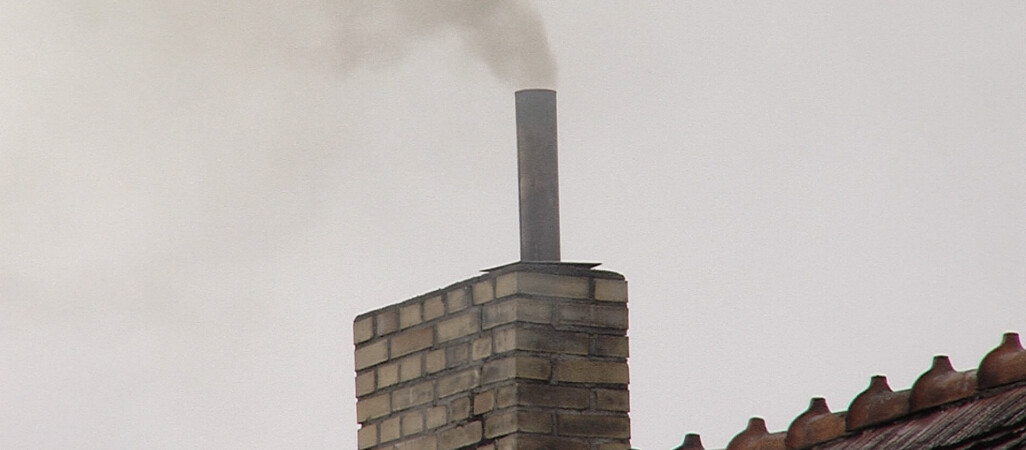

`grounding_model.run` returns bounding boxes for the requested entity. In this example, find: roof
[675,332,1026,450]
